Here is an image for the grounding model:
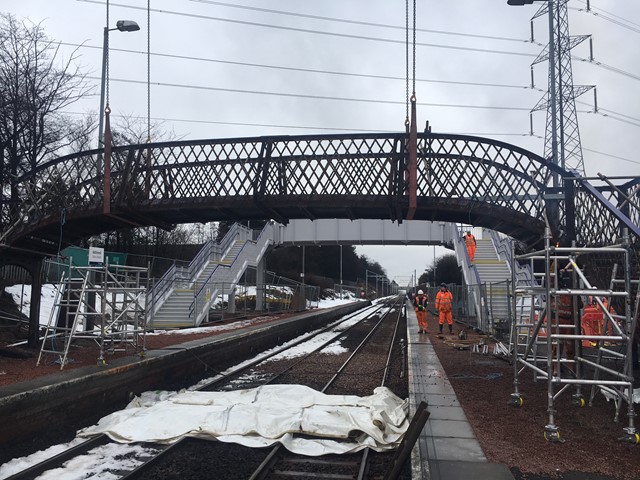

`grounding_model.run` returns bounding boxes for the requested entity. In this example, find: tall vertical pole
[548,0,558,187]
[365,271,368,299]
[97,26,108,172]
[301,245,305,286]
[339,245,343,299]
